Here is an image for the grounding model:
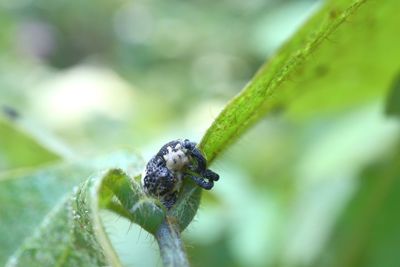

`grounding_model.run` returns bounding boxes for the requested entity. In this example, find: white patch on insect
[171,172,183,193]
[163,145,189,171]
